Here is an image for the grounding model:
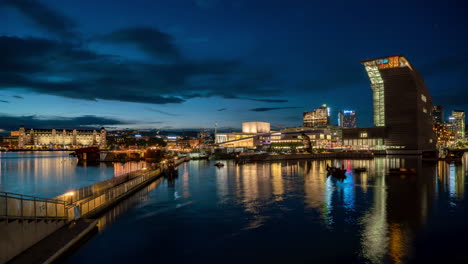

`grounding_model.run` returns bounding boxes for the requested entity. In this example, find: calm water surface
[62,155,466,263]
[0,151,145,198]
